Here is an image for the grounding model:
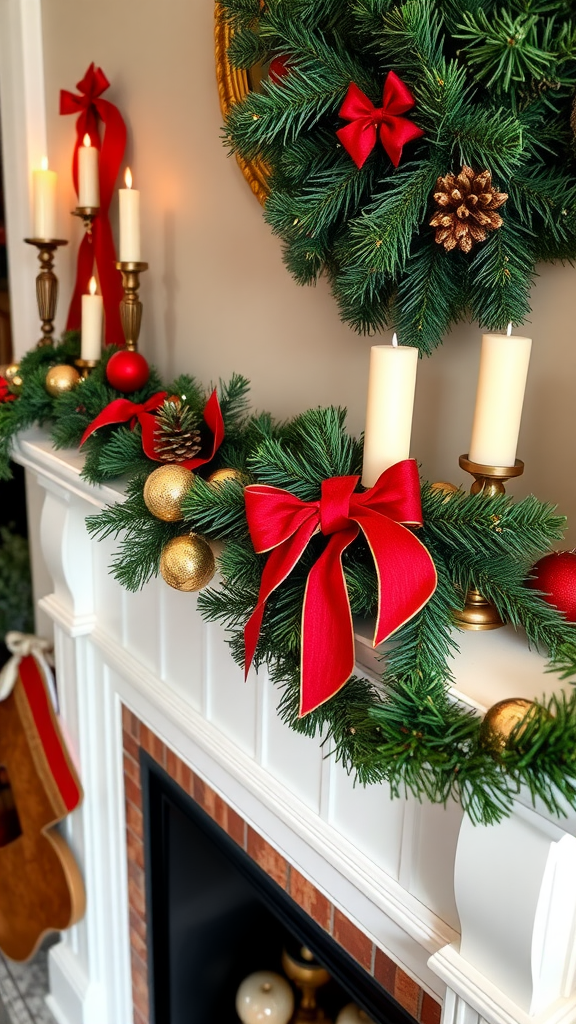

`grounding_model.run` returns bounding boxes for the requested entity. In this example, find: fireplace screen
[141,751,415,1024]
